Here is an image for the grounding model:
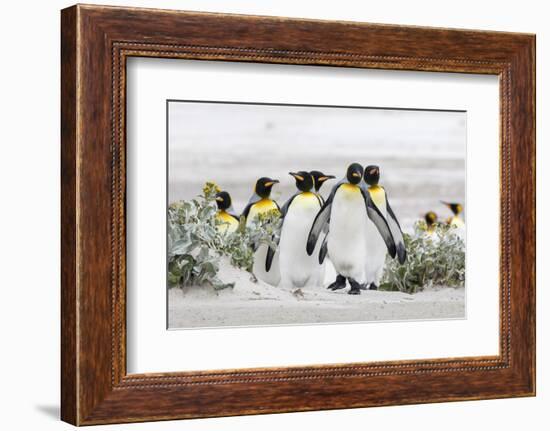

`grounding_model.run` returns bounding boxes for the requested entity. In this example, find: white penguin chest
[279,193,322,286]
[280,193,321,255]
[246,199,278,226]
[328,185,369,278]
[330,184,367,232]
[287,193,320,220]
